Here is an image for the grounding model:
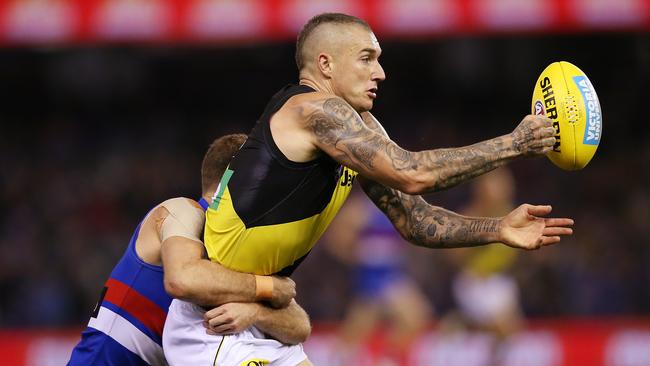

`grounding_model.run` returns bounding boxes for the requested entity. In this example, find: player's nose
[373,62,386,82]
